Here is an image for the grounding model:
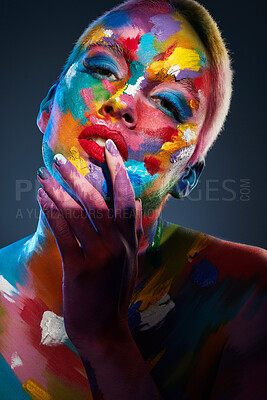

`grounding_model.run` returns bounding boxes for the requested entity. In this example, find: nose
[99,97,137,129]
